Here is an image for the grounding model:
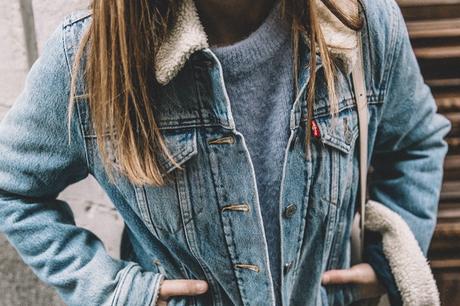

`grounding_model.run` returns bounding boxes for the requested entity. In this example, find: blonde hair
[69,0,363,187]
